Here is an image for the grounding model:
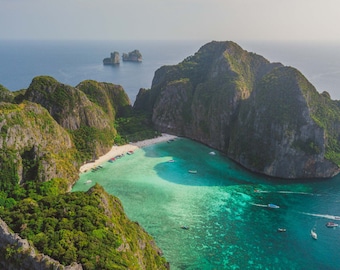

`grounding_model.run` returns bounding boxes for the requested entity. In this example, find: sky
[1,0,340,41]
